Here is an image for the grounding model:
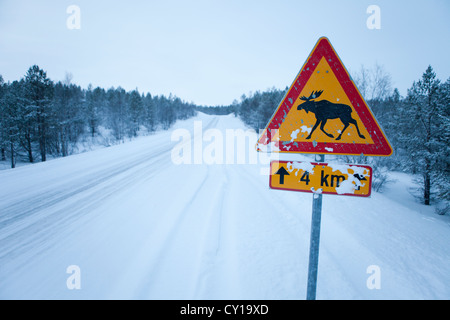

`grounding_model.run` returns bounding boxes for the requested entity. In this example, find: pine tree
[143,93,155,132]
[52,81,85,156]
[24,65,53,162]
[0,75,6,161]
[157,95,175,130]
[106,87,127,141]
[2,81,23,168]
[431,78,450,203]
[403,66,442,205]
[128,89,144,137]
[85,84,99,137]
